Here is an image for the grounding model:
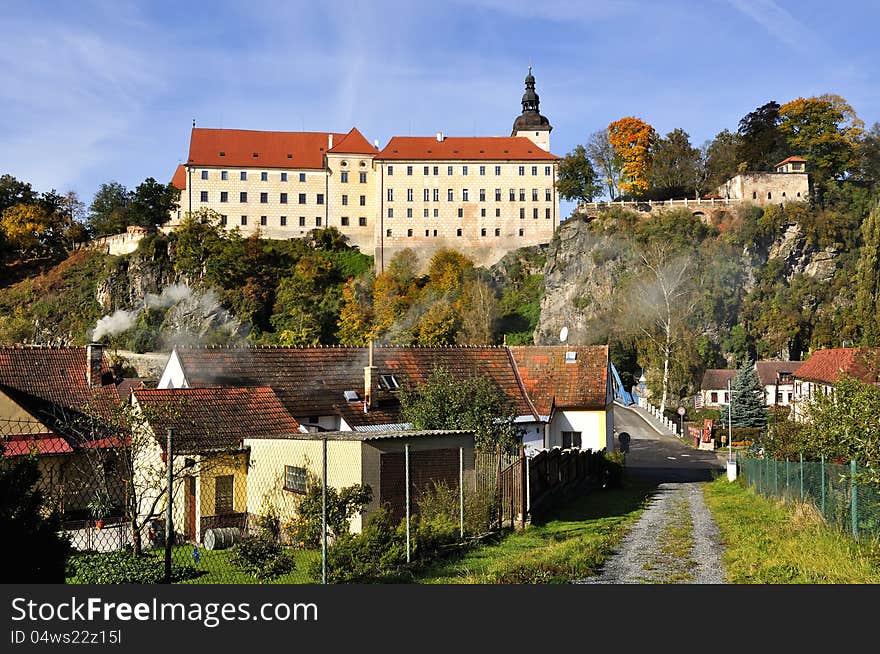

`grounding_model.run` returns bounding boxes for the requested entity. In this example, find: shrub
[68,551,197,584]
[229,536,296,582]
[464,485,498,535]
[285,483,372,548]
[413,481,460,558]
[599,450,626,488]
[311,508,408,583]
